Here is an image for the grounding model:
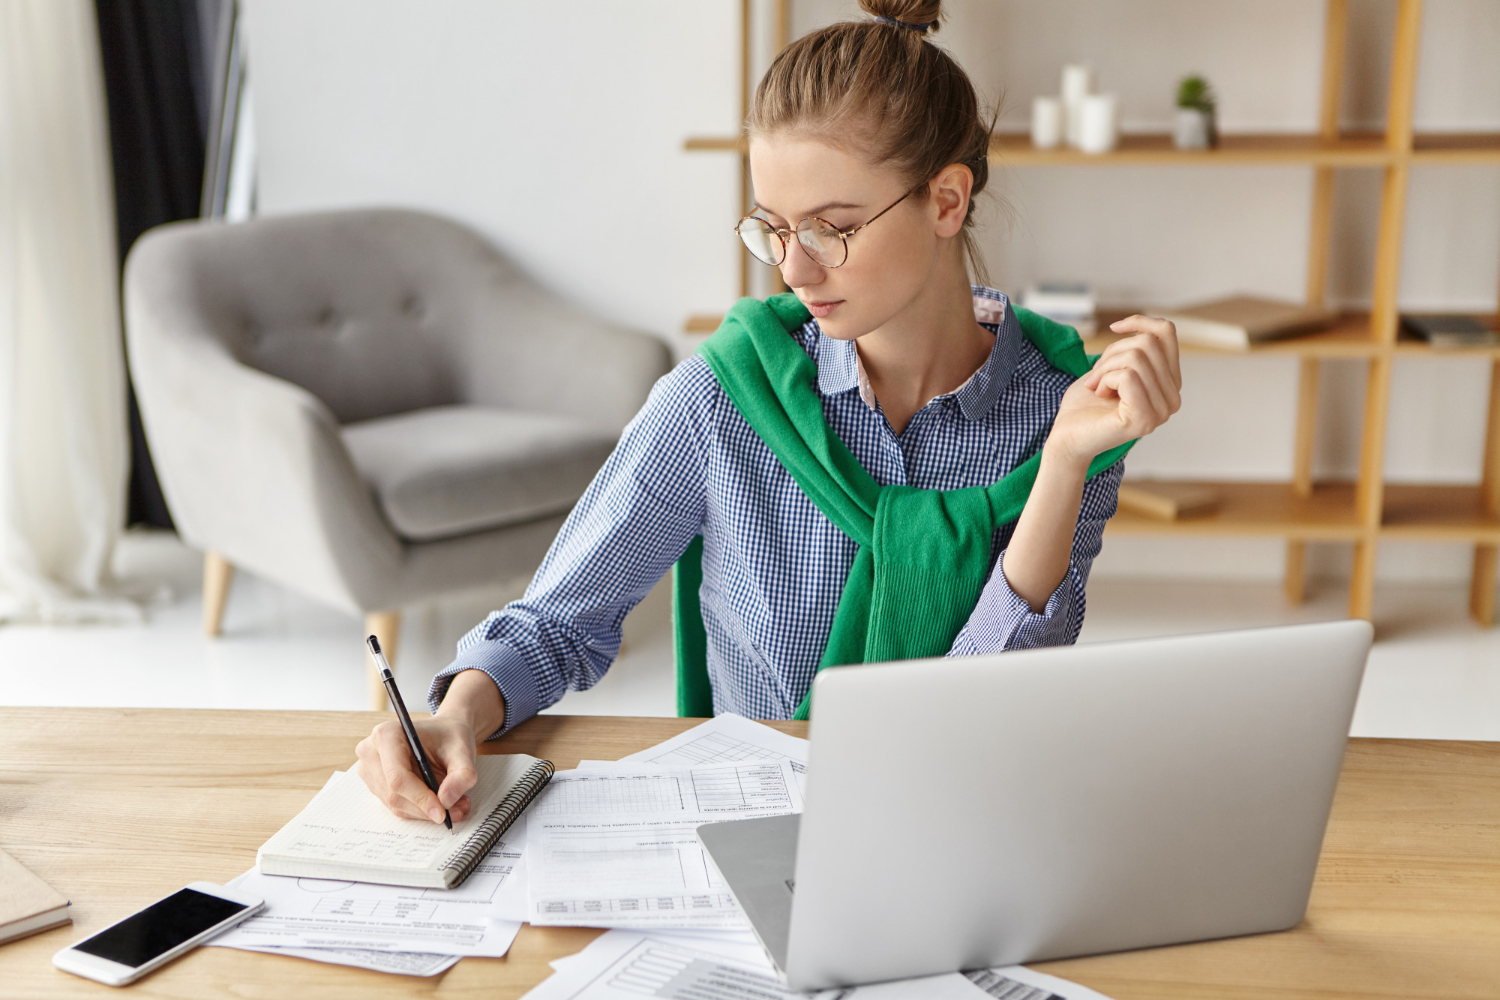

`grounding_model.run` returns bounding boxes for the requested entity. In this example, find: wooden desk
[0,709,1496,999]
